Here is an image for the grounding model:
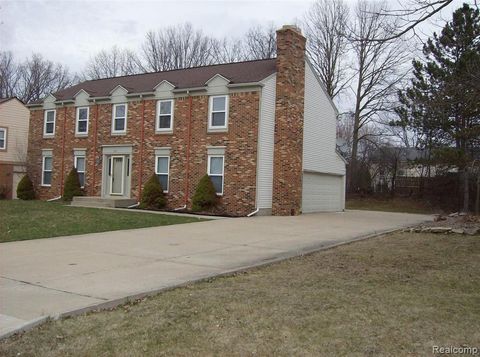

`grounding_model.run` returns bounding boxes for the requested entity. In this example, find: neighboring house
[370,147,459,193]
[26,25,346,216]
[0,97,30,199]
